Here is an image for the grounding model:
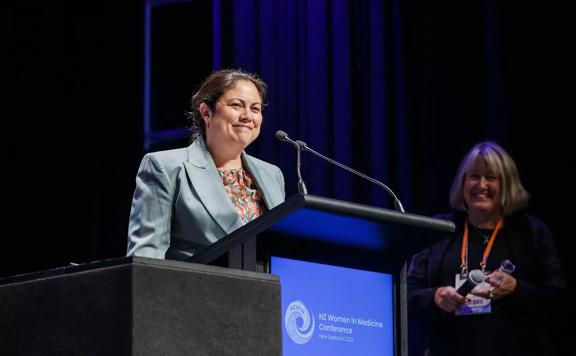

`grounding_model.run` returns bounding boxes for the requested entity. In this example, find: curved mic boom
[295,139,405,213]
